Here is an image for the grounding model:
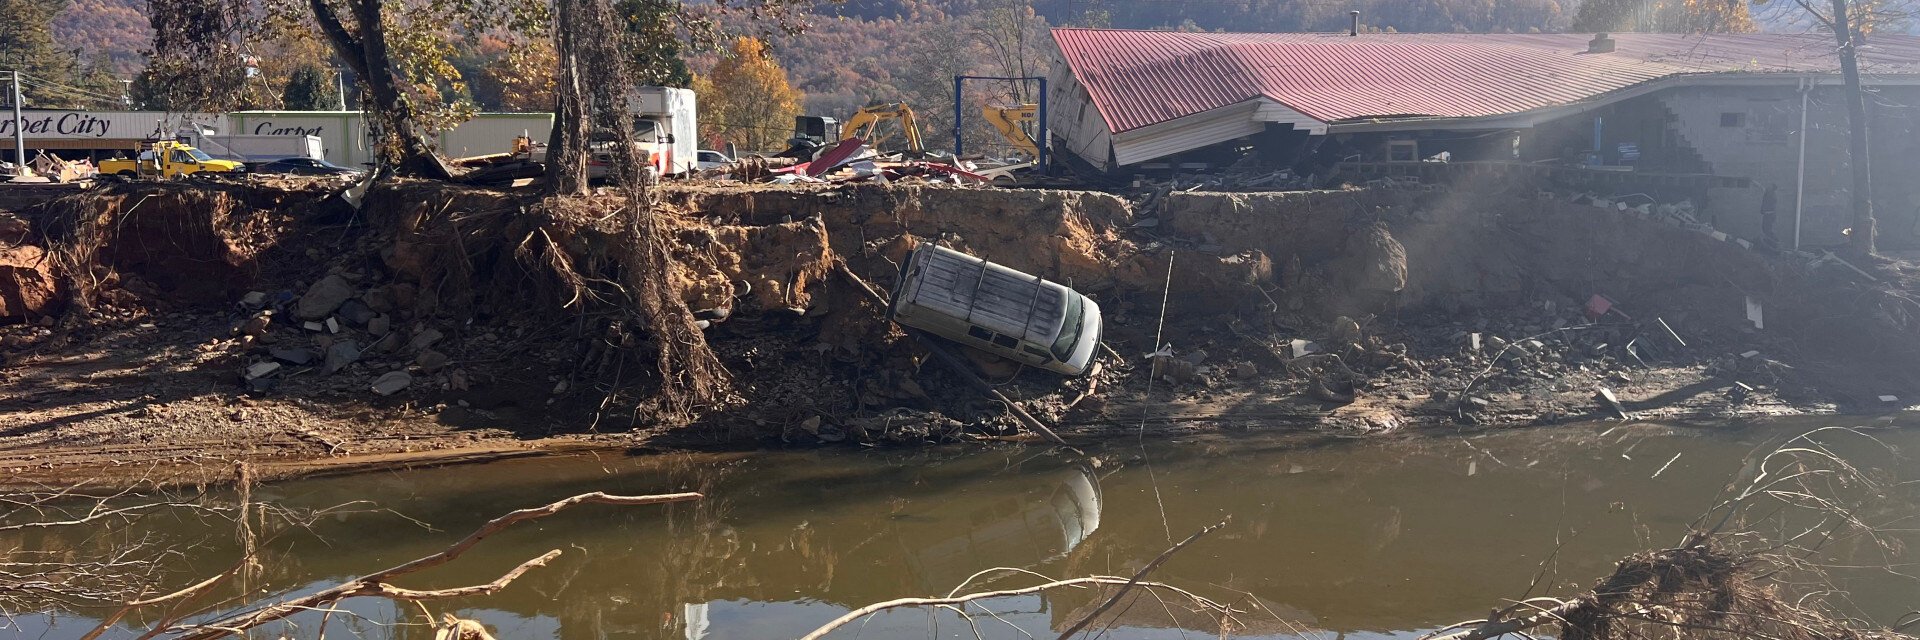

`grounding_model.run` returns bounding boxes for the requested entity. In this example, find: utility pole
[6,71,24,180]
